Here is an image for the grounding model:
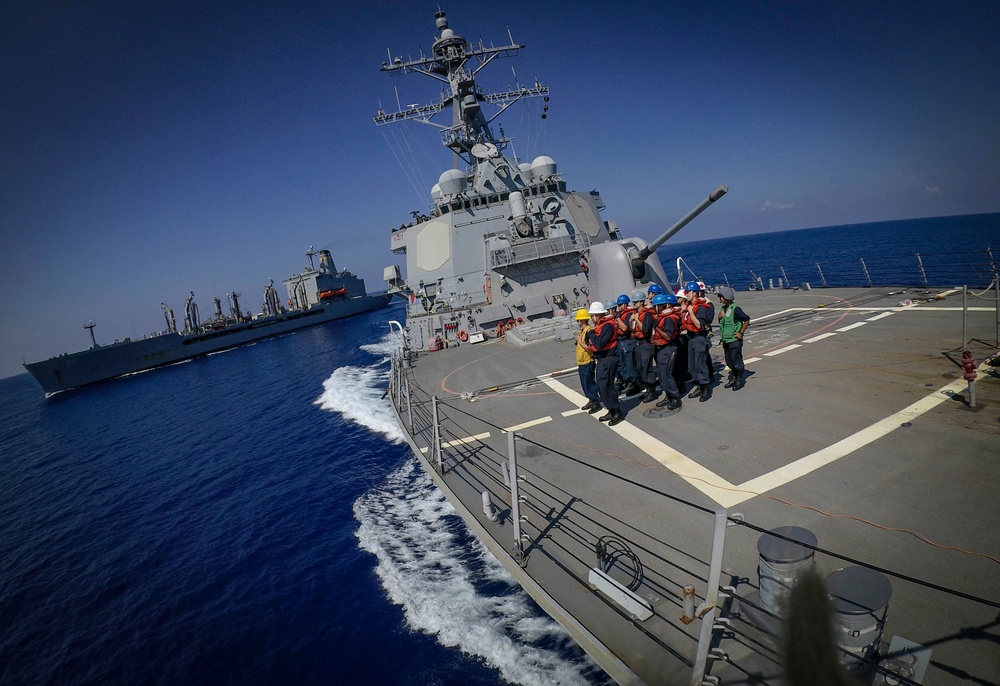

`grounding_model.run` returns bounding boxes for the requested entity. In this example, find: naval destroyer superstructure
[25,247,390,396]
[377,11,1000,686]
[375,11,725,350]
